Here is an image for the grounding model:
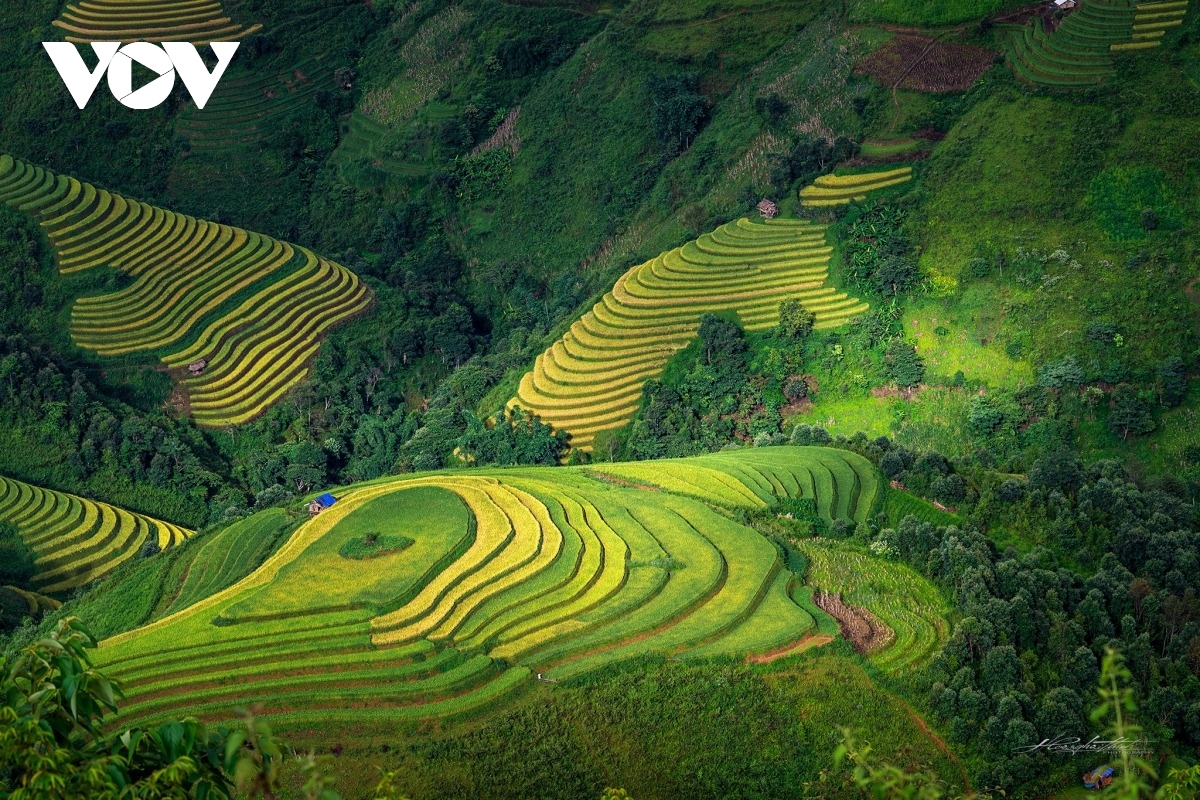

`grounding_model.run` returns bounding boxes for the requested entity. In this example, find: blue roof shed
[316,493,338,508]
